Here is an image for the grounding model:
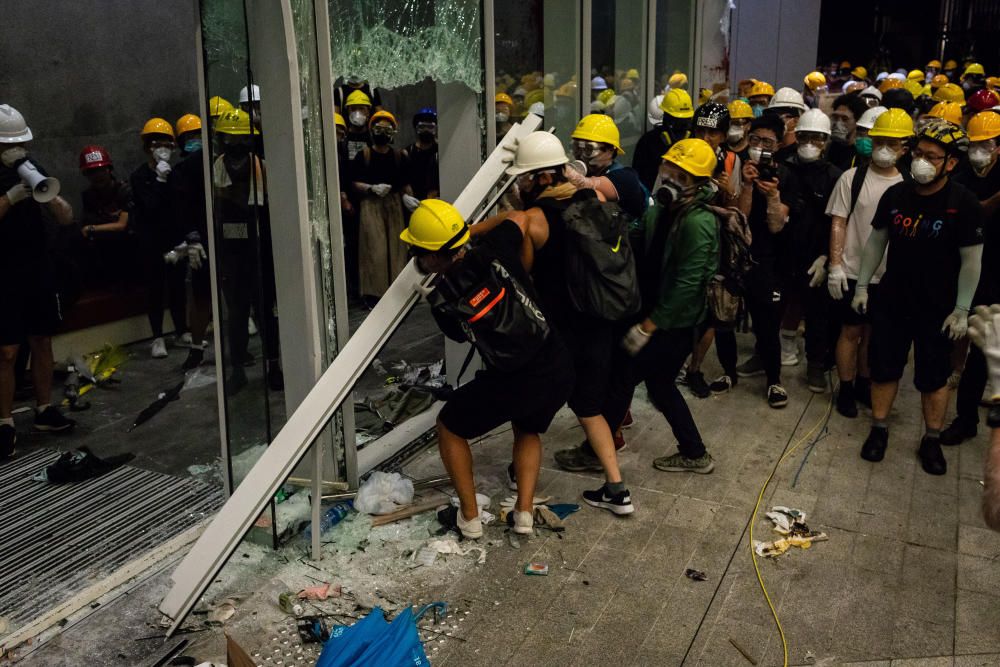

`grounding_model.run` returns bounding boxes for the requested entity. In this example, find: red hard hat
[79,144,112,170]
[967,88,1000,113]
